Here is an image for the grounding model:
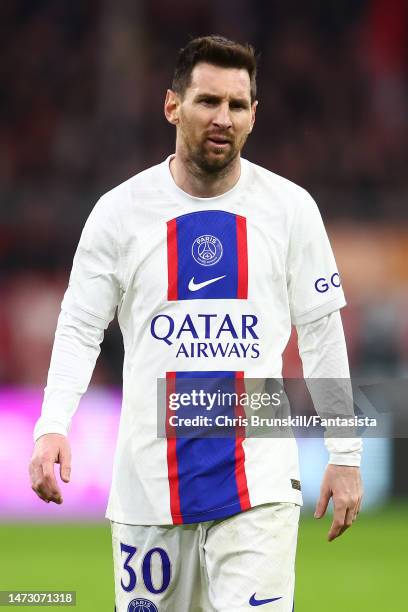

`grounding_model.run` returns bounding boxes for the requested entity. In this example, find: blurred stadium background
[0,1,407,610]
